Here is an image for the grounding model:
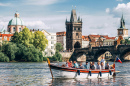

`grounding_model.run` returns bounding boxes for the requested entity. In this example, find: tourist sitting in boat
[66,60,69,67]
[105,62,110,69]
[73,61,79,68]
[101,62,105,69]
[96,61,101,70]
[90,62,96,70]
[84,61,88,69]
[79,62,84,69]
[69,61,73,67]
